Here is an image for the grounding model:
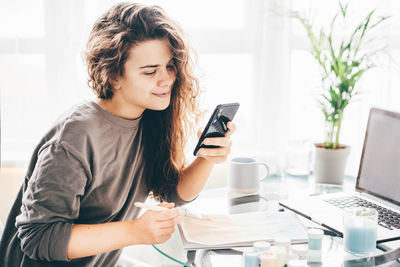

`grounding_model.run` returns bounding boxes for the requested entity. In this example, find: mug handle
[258,162,270,180]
